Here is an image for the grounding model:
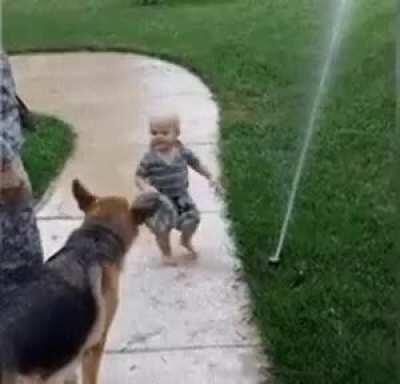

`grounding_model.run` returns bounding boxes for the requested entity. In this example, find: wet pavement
[12,53,269,383]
